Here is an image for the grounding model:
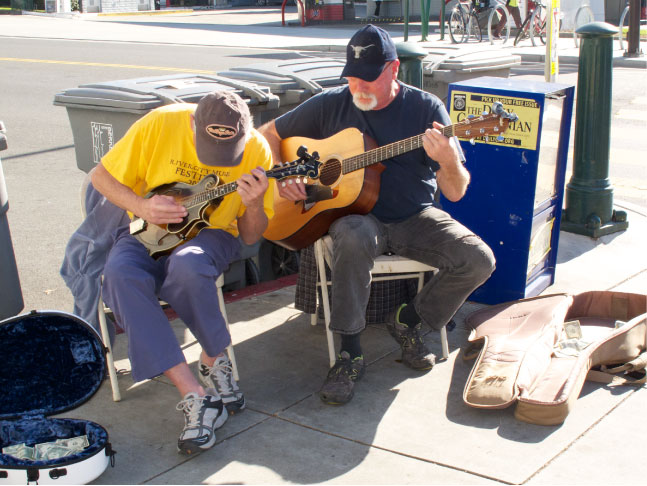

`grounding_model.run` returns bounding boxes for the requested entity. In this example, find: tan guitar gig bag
[463,291,647,425]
